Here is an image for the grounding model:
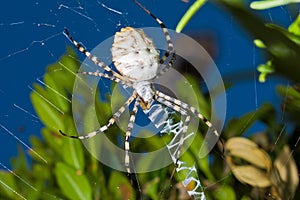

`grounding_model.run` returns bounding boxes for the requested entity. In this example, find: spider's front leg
[78,71,133,87]
[59,92,137,139]
[63,28,125,82]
